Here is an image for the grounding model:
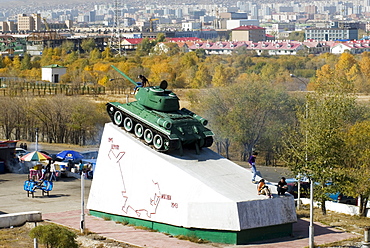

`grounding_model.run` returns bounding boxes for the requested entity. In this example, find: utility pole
[110,0,122,55]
